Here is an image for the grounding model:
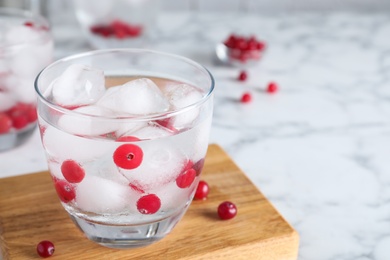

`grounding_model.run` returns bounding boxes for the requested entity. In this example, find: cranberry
[267,82,278,93]
[61,160,85,183]
[113,144,143,169]
[176,162,196,189]
[238,71,248,81]
[0,113,12,134]
[194,180,209,200]
[54,179,76,203]
[24,21,34,27]
[137,194,161,214]
[11,114,28,129]
[240,92,252,103]
[218,201,237,220]
[36,240,55,258]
